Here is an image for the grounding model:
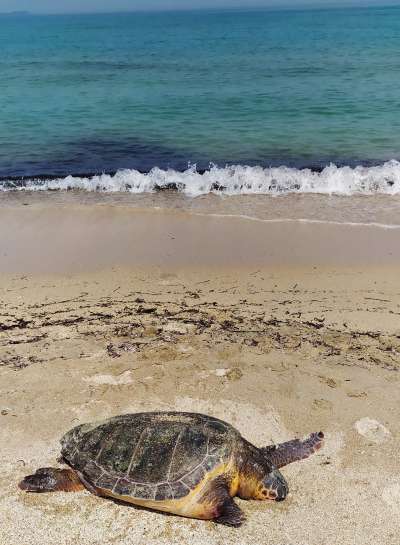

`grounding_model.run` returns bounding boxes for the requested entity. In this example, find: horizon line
[1,2,400,16]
